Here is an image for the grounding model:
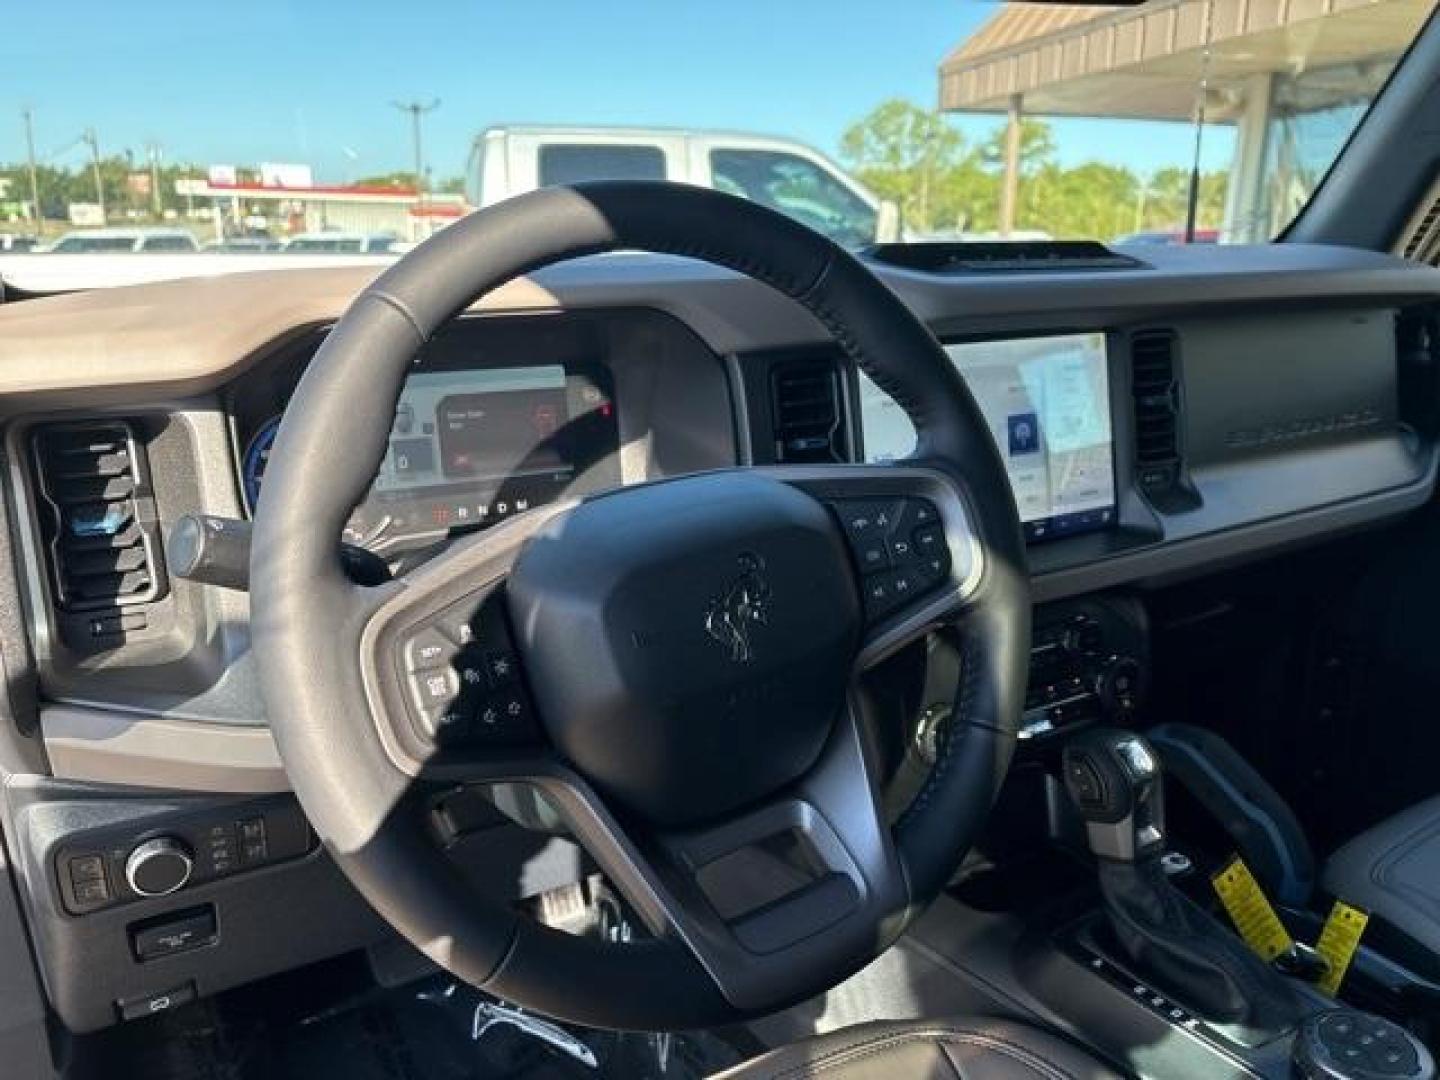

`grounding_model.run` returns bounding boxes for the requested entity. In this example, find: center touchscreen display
[861,332,1116,542]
